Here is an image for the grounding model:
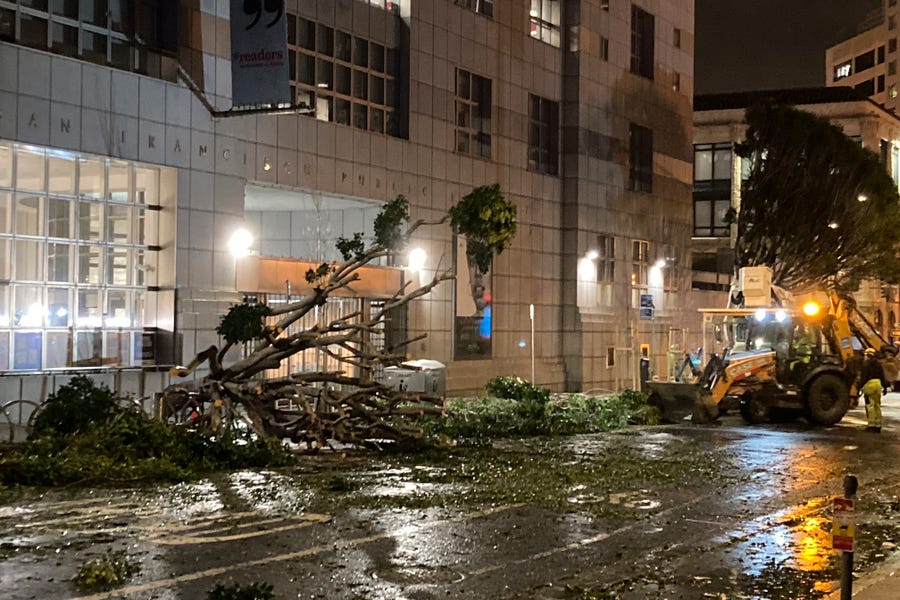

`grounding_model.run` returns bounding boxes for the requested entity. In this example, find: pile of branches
[159,187,515,450]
